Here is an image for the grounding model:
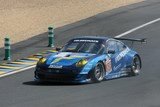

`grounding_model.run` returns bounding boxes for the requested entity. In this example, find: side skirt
[104,70,129,80]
